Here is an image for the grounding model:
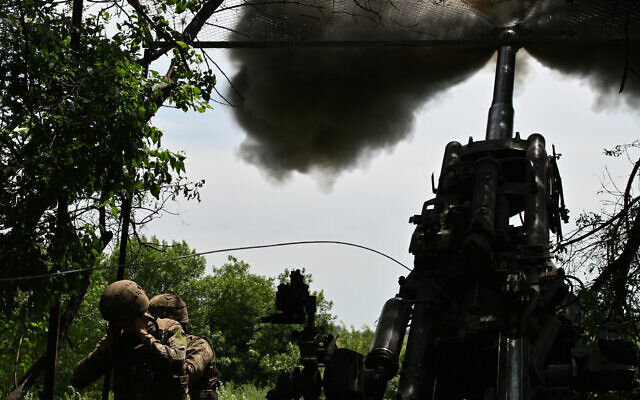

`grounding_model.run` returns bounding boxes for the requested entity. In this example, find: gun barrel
[486,44,517,140]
